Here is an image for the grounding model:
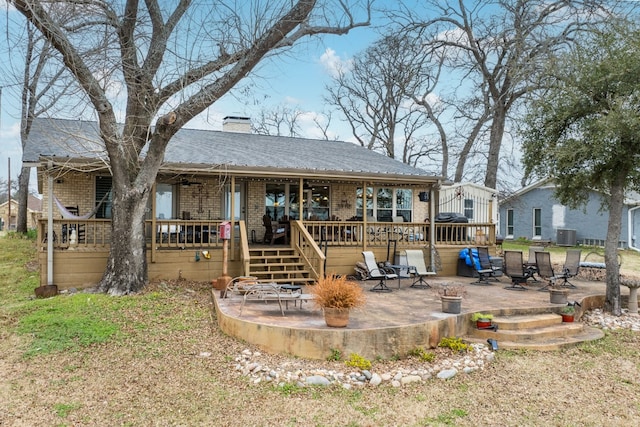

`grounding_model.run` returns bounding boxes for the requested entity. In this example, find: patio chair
[471,247,501,285]
[525,246,545,281]
[263,214,287,245]
[362,251,397,293]
[557,249,581,289]
[535,251,567,291]
[503,250,529,291]
[404,249,436,289]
